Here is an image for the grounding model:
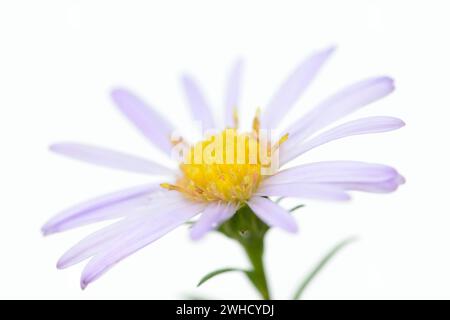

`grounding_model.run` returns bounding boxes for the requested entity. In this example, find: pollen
[162,124,287,204]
